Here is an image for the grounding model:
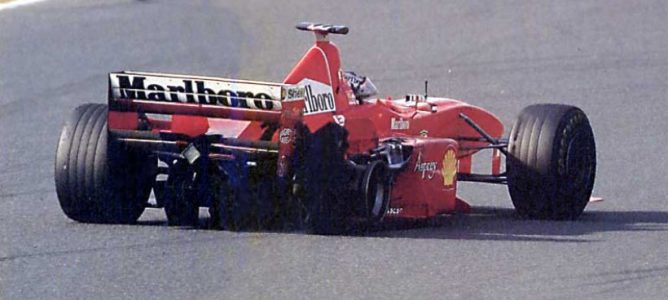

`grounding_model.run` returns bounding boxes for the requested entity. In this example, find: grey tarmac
[0,0,667,299]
